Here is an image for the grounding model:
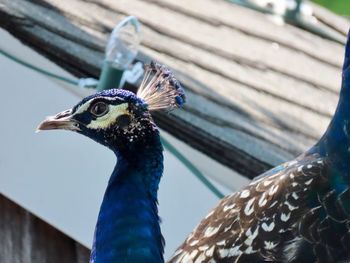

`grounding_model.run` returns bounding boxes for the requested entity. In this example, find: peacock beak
[36,109,80,132]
